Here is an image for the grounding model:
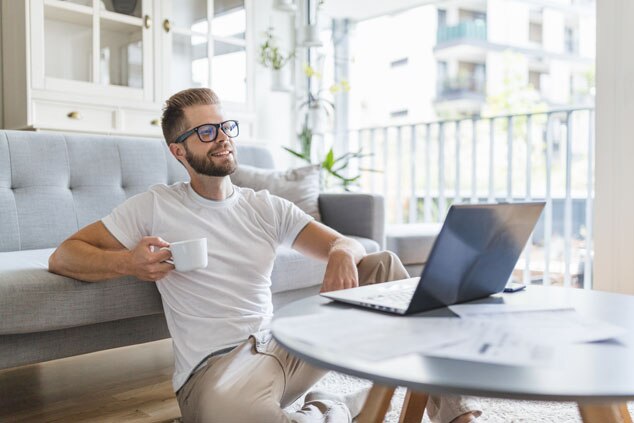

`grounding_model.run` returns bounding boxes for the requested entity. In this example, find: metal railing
[437,20,487,44]
[346,107,595,289]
